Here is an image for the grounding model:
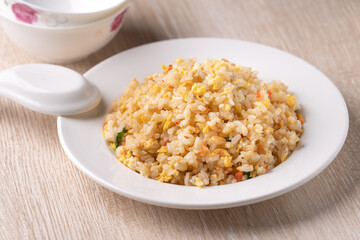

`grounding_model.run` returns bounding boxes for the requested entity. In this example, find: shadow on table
[109,107,359,235]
